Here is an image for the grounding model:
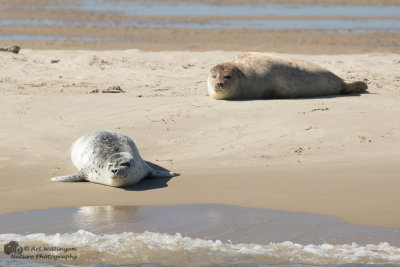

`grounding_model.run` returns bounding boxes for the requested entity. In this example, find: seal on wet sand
[50,130,180,187]
[208,52,368,100]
